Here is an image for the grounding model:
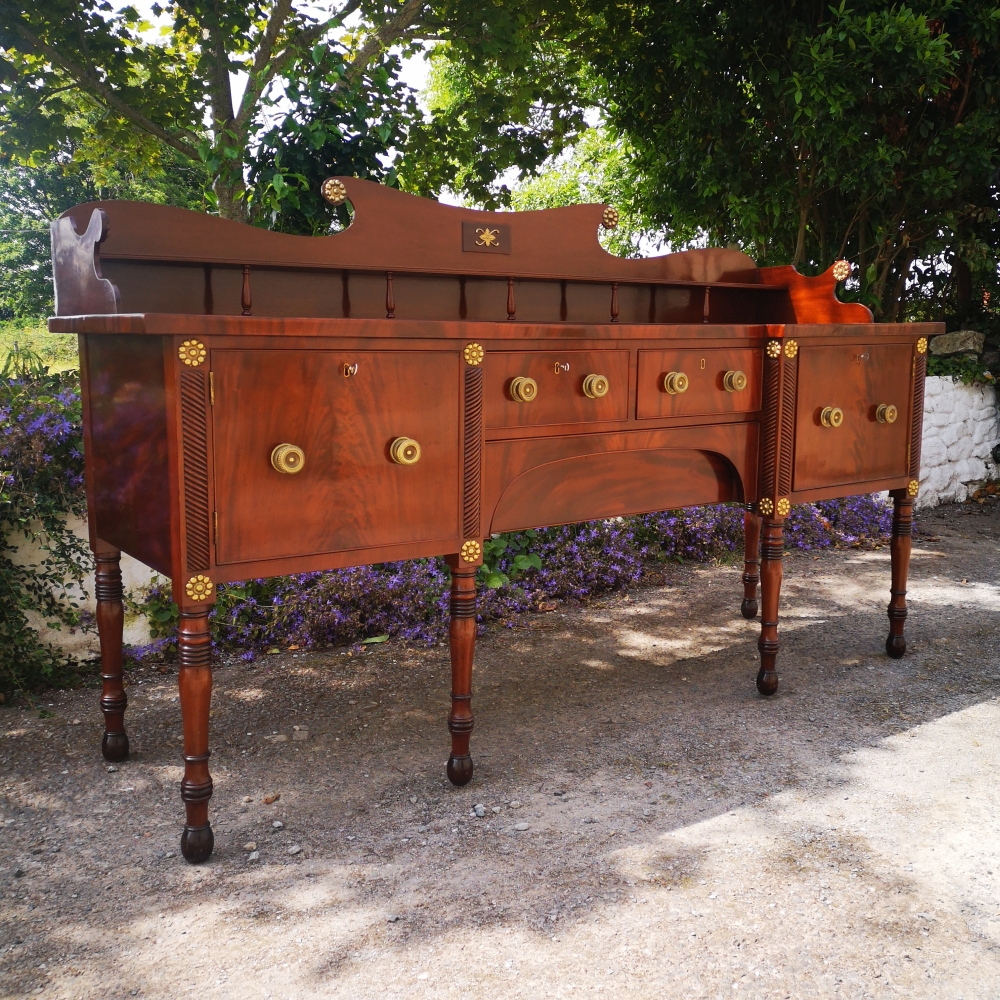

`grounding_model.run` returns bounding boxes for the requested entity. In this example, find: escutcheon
[582,373,610,398]
[389,436,421,465]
